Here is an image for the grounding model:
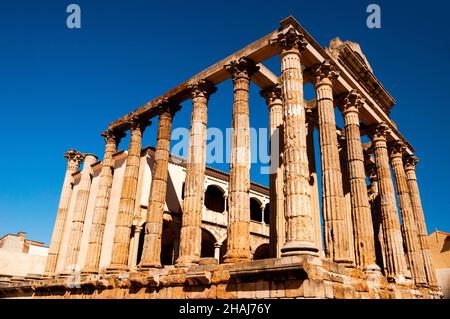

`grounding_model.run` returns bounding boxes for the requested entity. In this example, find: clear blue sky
[0,0,449,245]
